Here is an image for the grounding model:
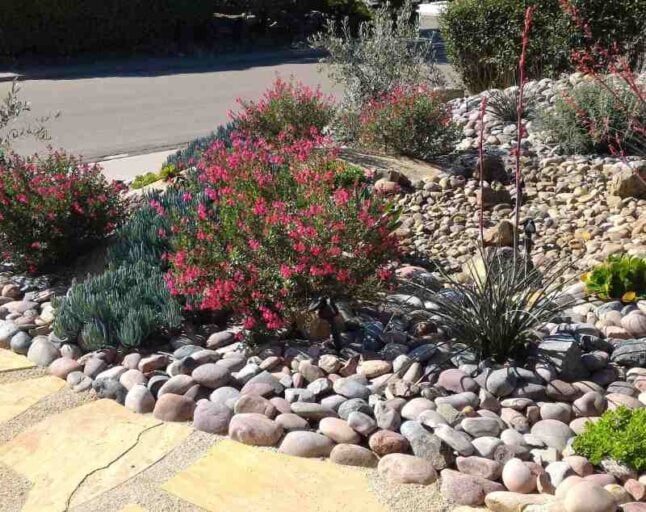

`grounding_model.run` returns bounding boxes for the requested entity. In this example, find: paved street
[0,52,340,163]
